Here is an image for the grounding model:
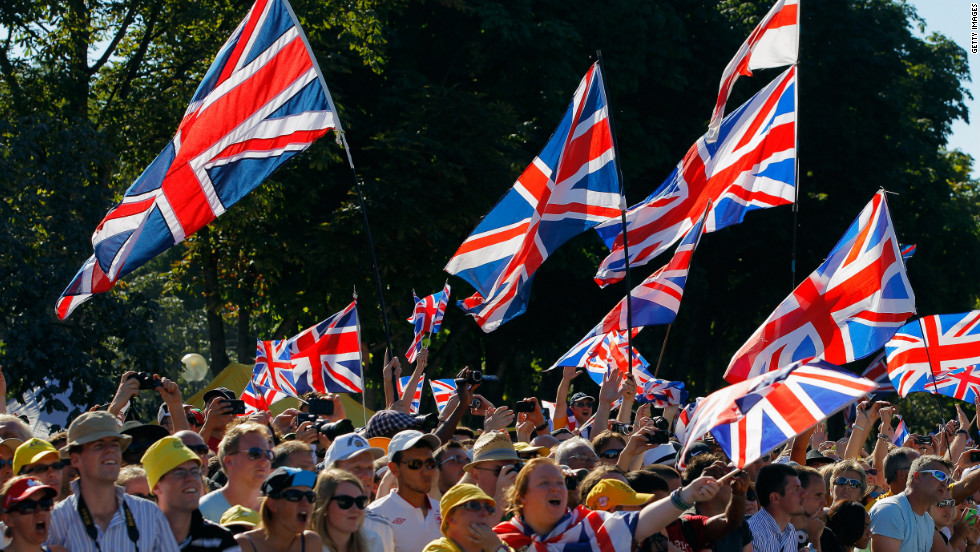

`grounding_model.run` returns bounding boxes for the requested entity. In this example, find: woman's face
[856,512,871,549]
[326,482,366,536]
[596,438,626,467]
[832,470,863,502]
[929,489,955,528]
[2,496,53,545]
[270,485,314,534]
[520,463,567,530]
